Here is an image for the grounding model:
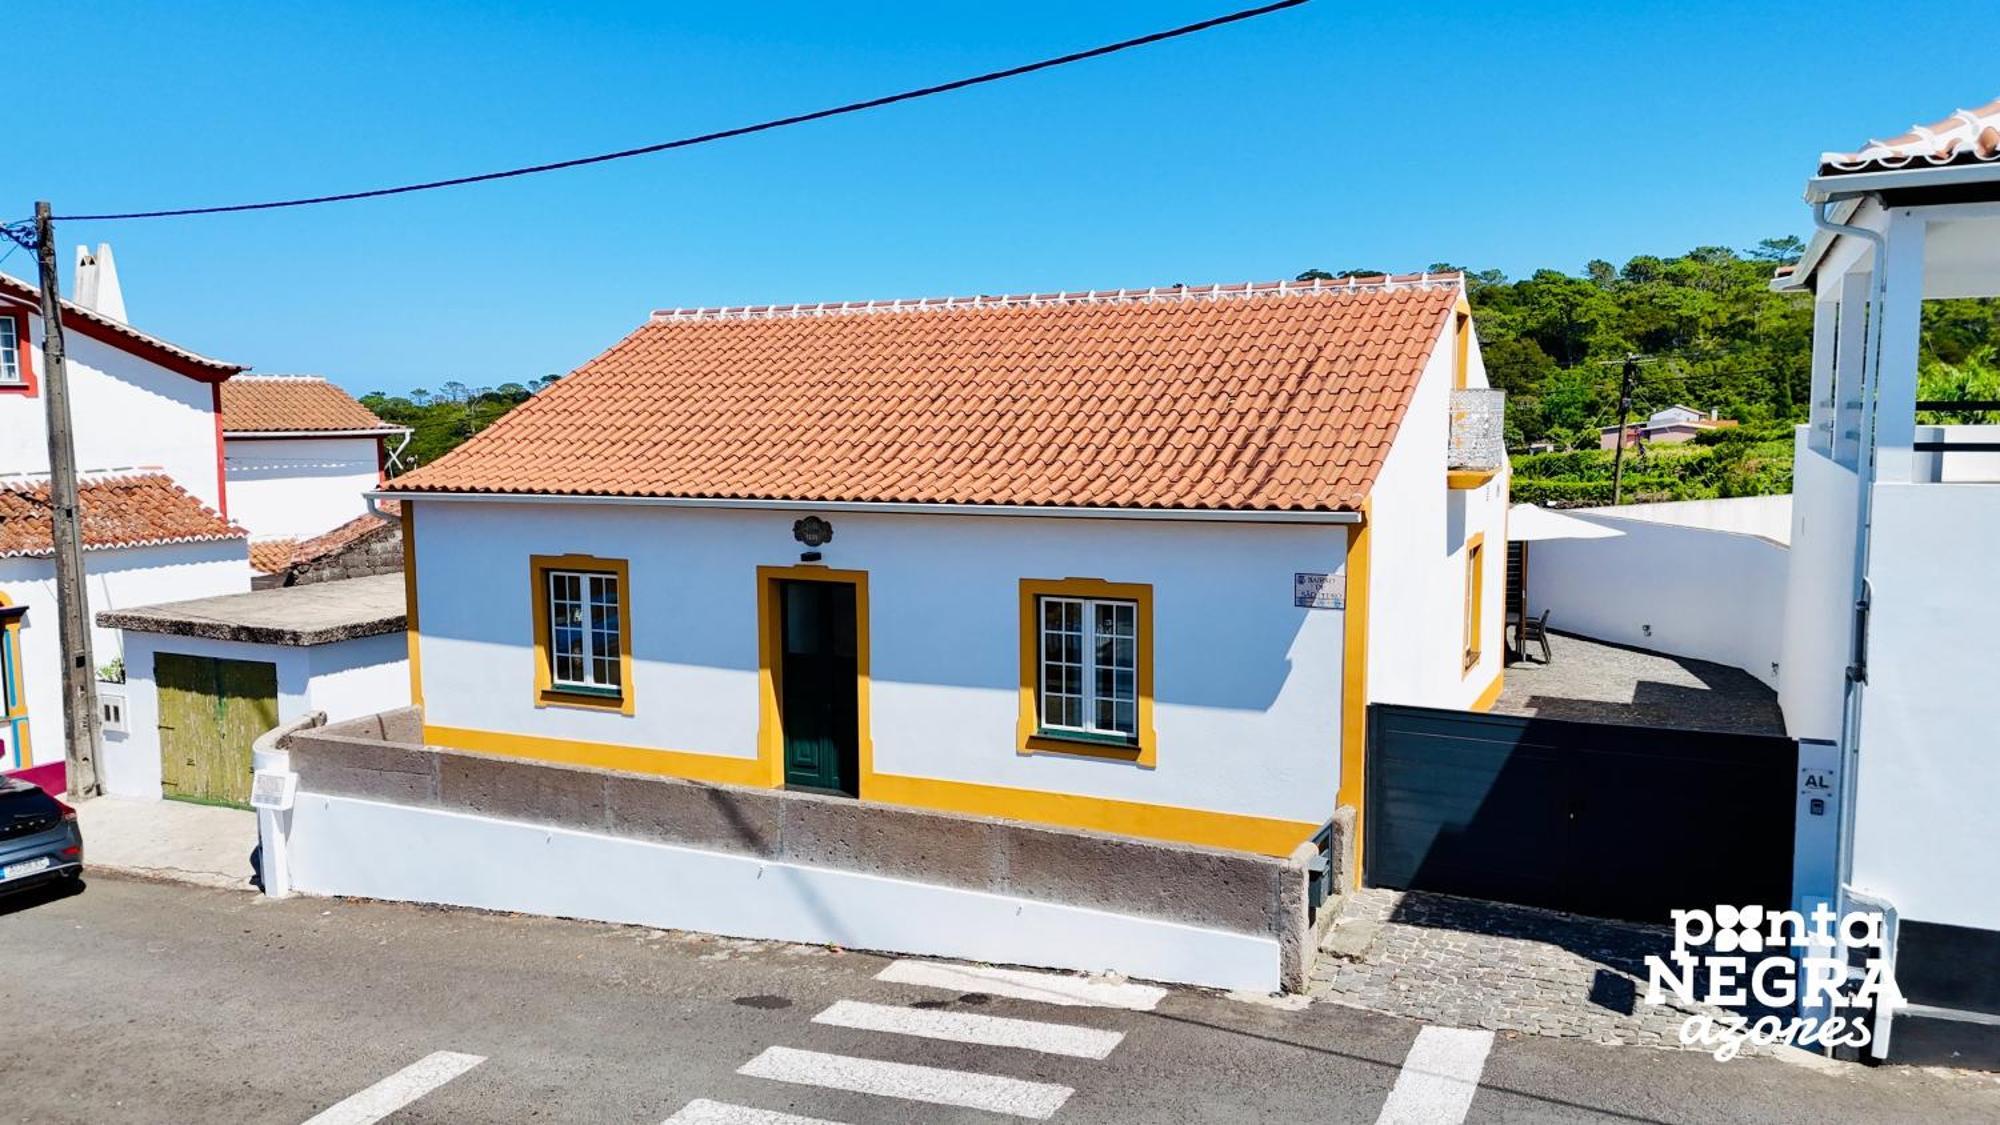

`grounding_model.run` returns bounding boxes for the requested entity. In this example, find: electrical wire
[46,1,1306,224]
